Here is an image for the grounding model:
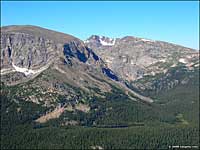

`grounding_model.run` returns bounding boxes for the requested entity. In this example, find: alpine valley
[1,25,199,149]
